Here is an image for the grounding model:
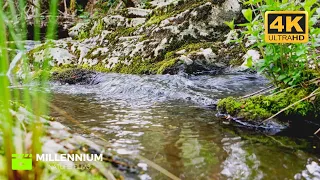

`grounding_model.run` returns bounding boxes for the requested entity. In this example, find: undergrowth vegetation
[230,0,320,87]
[218,87,320,121]
[219,0,320,122]
[0,0,119,179]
